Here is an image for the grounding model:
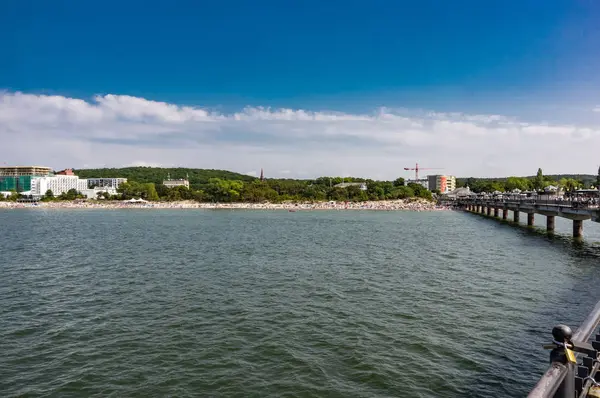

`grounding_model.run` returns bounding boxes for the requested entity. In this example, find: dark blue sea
[1,209,600,397]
